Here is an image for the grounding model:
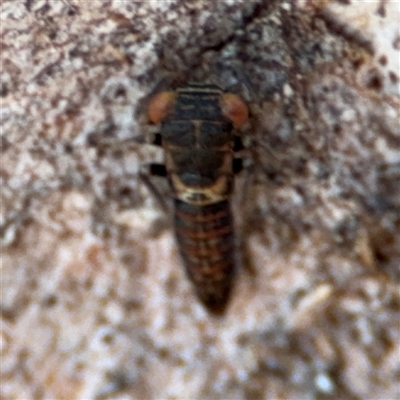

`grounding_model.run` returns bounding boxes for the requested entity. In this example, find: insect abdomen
[174,198,235,314]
